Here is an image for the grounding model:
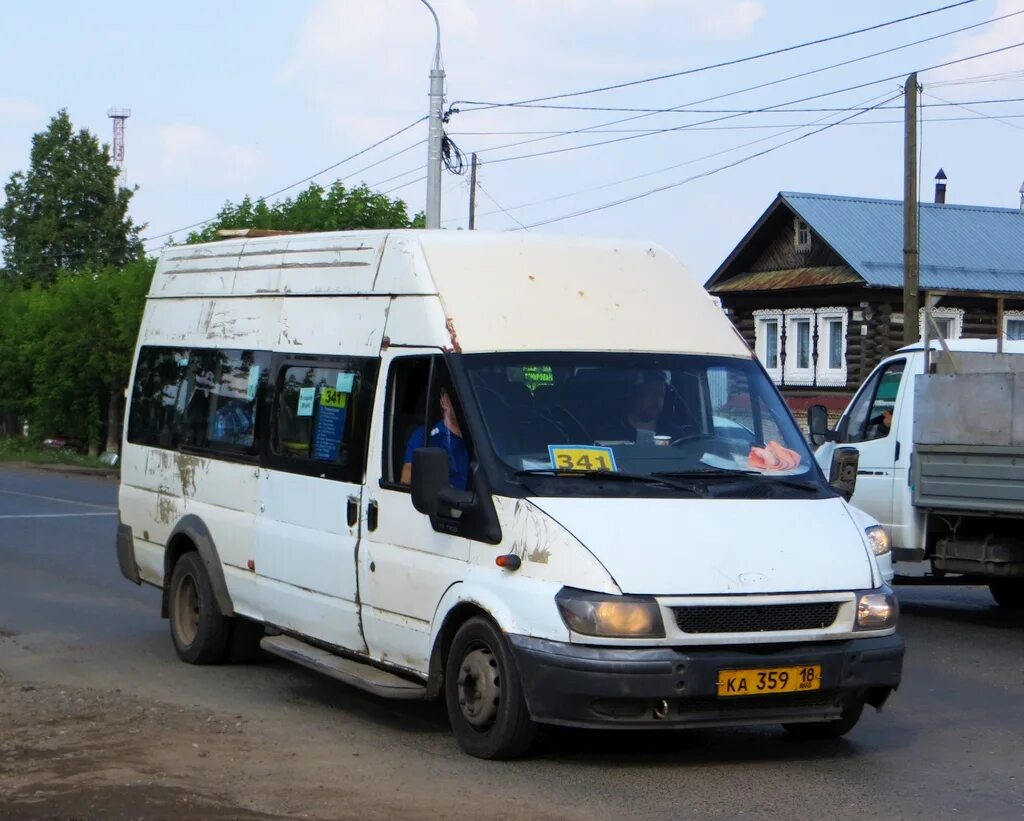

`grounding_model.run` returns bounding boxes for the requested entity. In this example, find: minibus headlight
[865,525,891,557]
[555,588,665,638]
[855,586,899,630]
